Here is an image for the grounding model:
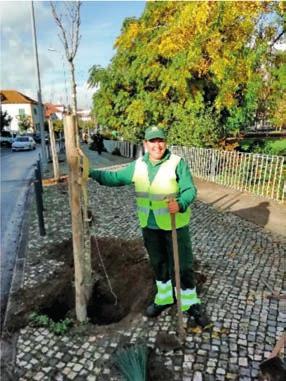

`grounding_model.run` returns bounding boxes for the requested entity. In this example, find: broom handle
[269,333,286,358]
[171,212,185,341]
